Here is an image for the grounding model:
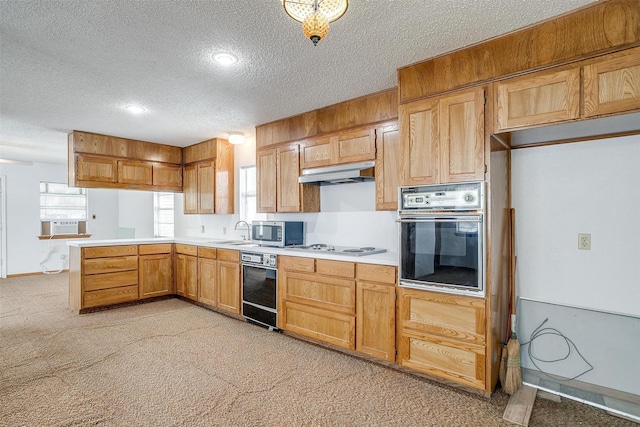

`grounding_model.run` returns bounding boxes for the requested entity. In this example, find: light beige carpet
[0,273,634,426]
